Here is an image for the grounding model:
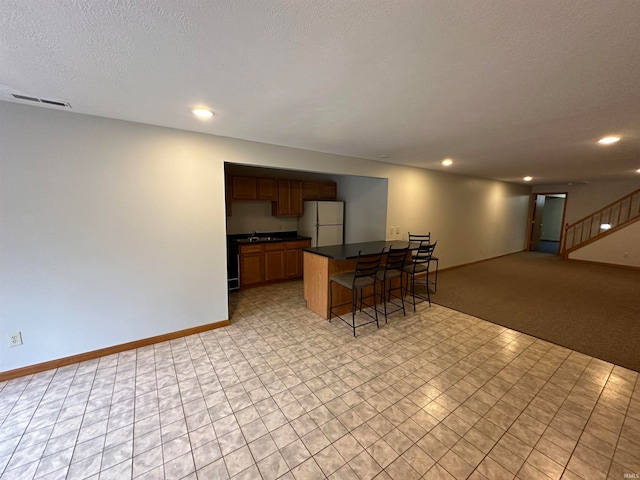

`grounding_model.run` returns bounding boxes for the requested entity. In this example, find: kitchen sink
[247,236,281,242]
